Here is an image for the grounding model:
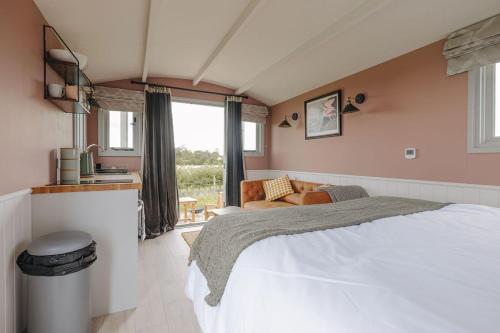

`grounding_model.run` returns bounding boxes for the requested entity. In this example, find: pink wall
[87,77,270,171]
[0,0,73,196]
[270,41,500,186]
